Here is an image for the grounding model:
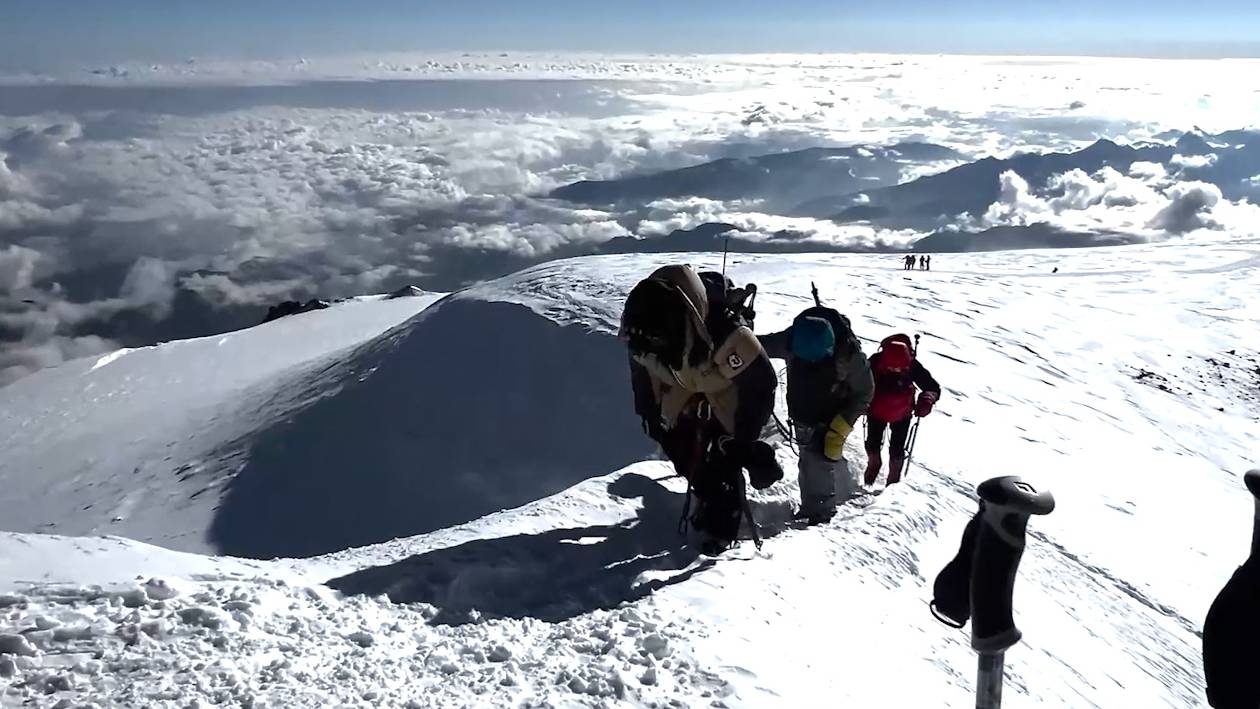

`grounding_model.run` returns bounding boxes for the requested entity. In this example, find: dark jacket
[759,308,874,428]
